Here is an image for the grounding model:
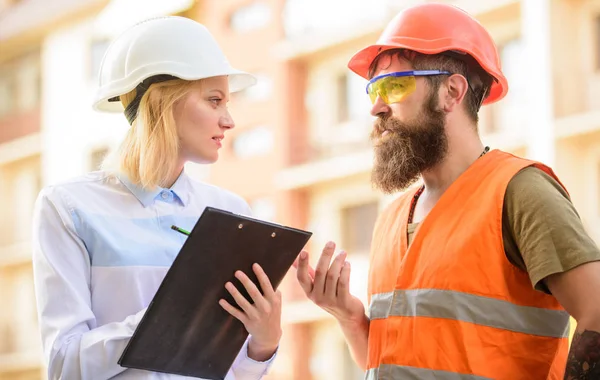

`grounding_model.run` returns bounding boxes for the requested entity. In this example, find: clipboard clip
[237,223,276,238]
